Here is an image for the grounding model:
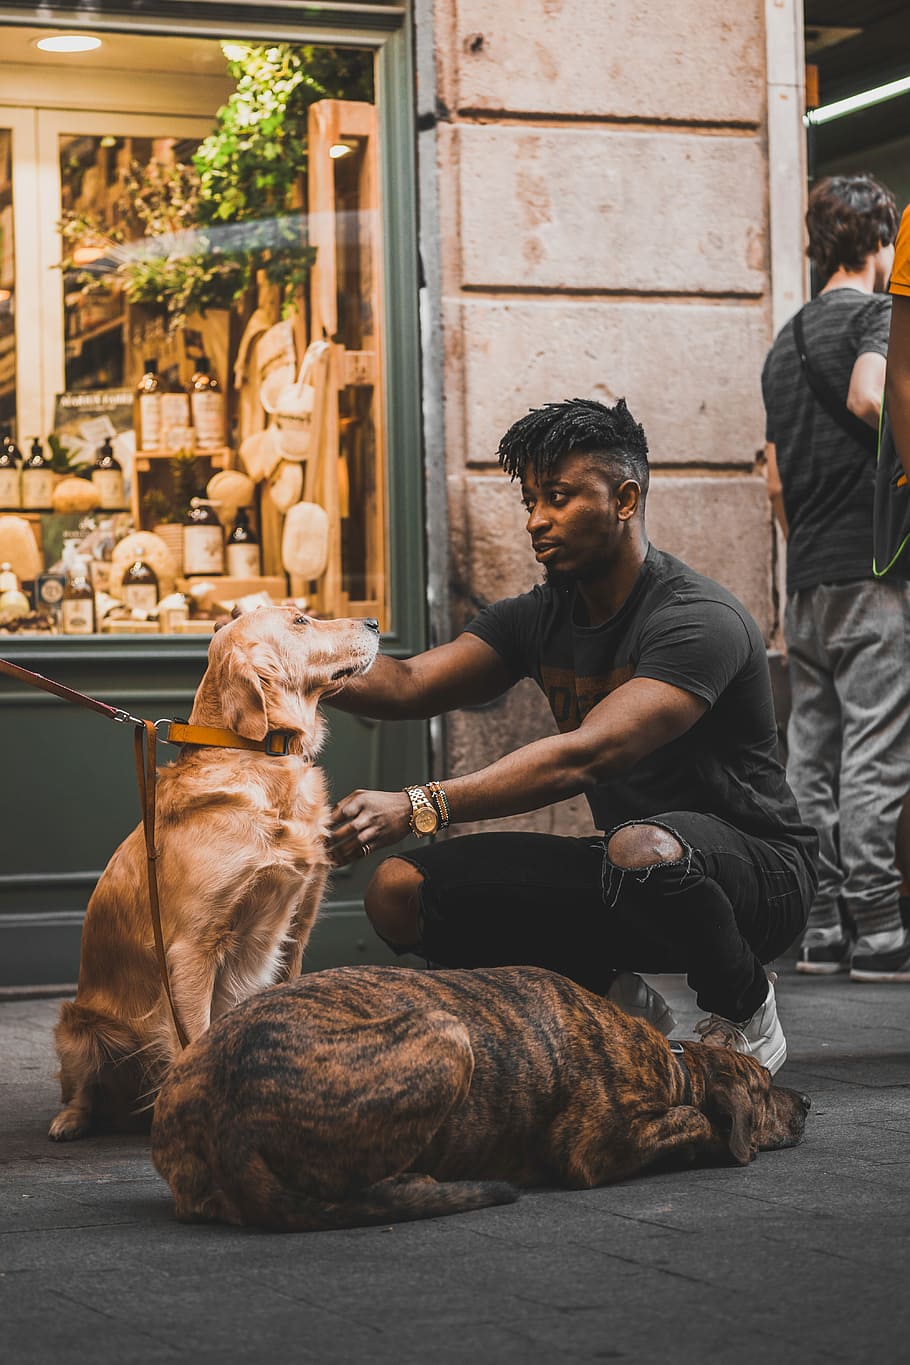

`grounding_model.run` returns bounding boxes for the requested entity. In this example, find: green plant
[141,489,174,526]
[47,433,87,476]
[58,43,373,324]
